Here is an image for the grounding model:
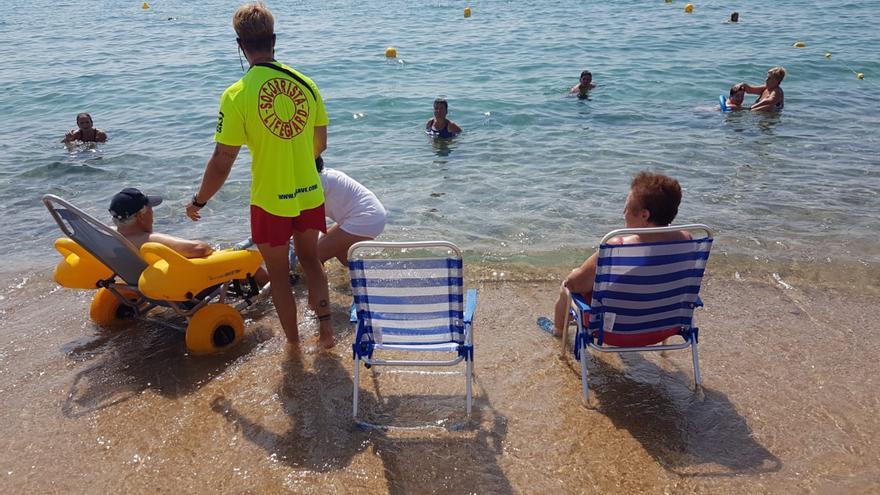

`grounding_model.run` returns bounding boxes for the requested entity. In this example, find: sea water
[1,0,878,282]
